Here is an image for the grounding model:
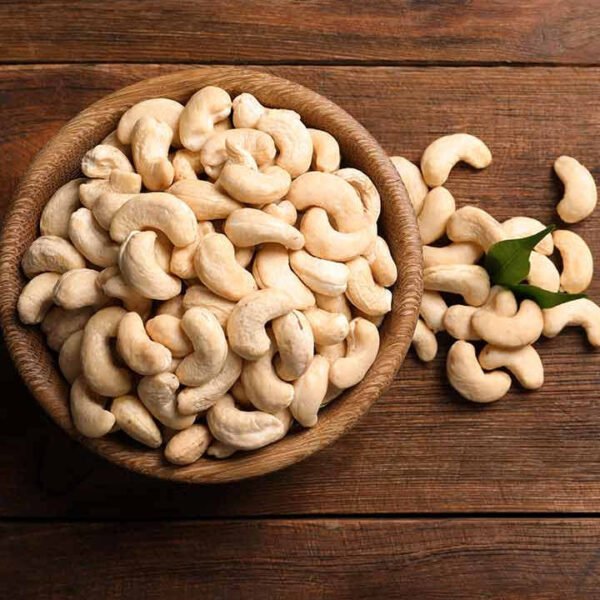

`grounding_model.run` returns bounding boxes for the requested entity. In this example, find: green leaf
[484,225,556,286]
[507,284,586,309]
